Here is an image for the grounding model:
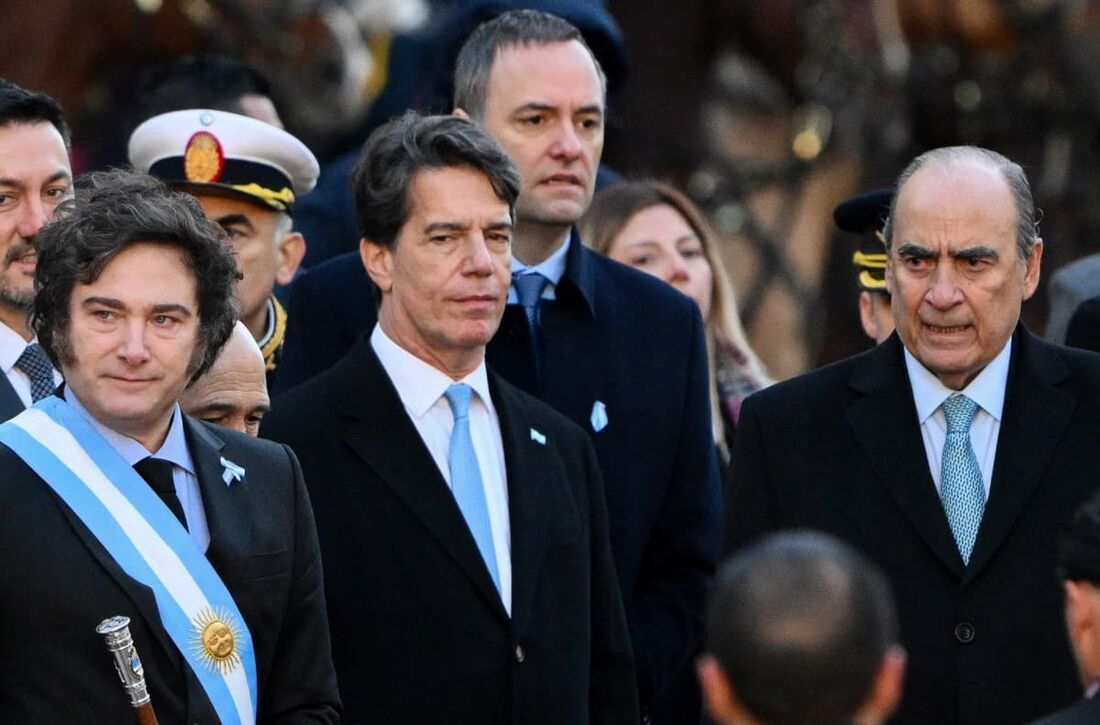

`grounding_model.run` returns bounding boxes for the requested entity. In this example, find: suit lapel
[847,336,966,578]
[337,341,509,621]
[490,373,550,635]
[185,418,254,584]
[0,375,24,422]
[965,329,1074,581]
